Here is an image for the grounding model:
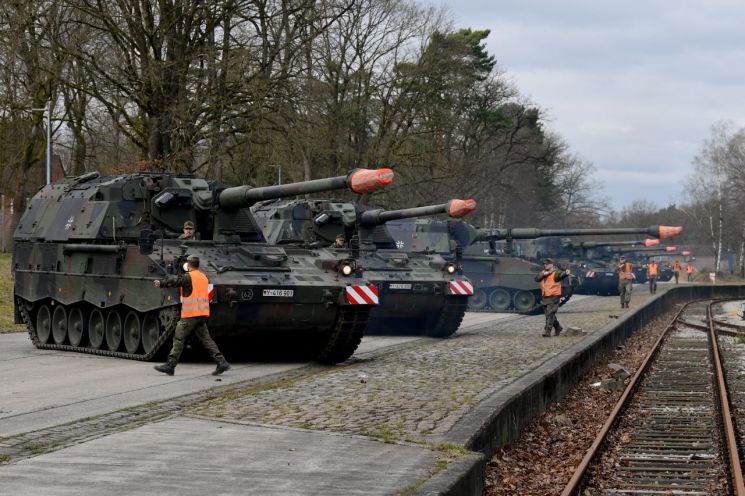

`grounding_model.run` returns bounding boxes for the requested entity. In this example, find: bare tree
[0,0,72,222]
[685,121,736,272]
